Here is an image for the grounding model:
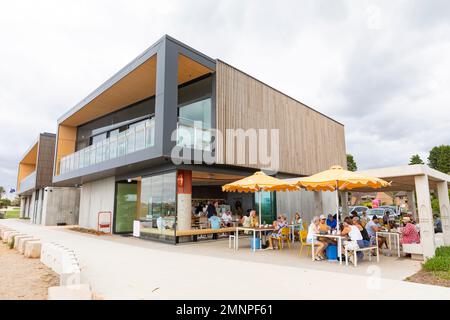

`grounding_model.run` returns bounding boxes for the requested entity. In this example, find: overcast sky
[1,0,449,196]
